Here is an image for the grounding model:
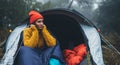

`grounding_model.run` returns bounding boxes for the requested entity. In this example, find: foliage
[102,46,120,65]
